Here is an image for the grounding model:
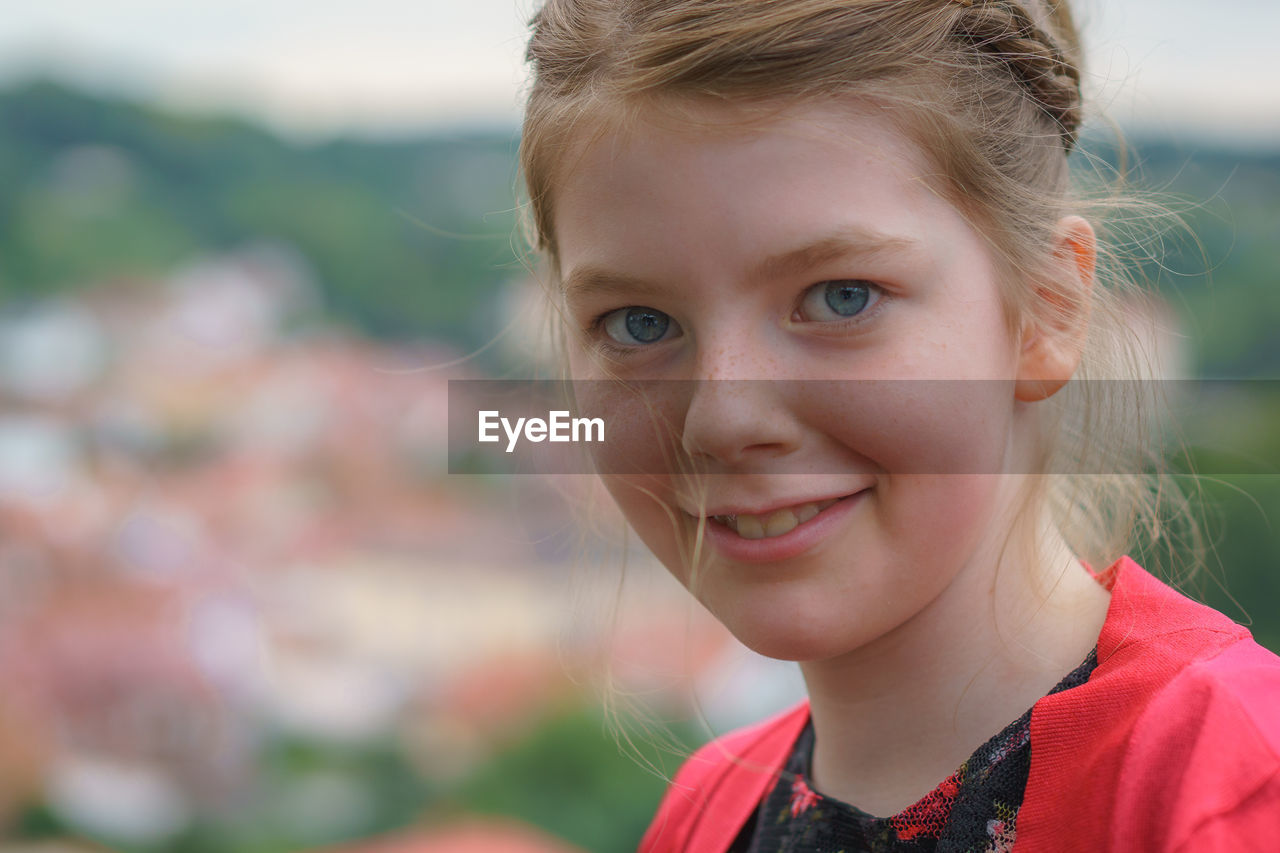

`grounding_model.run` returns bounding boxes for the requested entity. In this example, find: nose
[680,341,803,467]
